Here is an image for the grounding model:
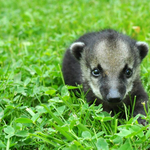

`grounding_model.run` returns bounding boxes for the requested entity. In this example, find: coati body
[62,29,149,124]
